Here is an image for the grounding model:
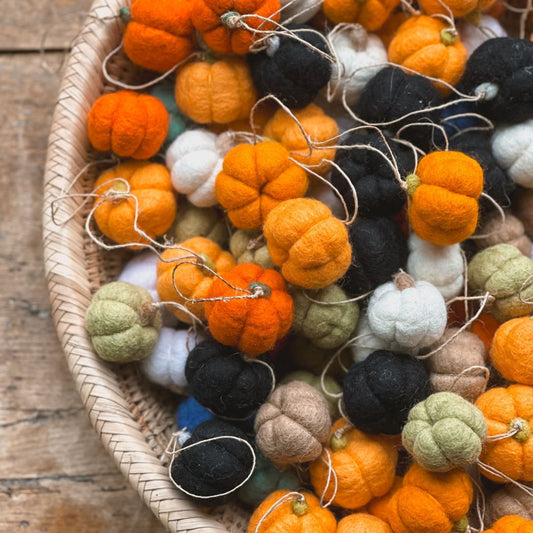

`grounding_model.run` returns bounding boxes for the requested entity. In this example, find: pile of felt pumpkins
[81,0,533,530]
